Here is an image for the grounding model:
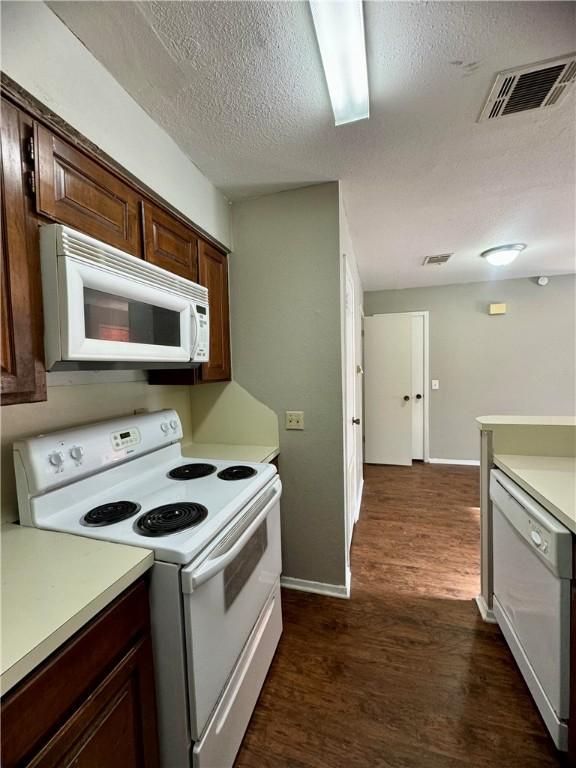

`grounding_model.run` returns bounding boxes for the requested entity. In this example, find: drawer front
[35,124,141,256]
